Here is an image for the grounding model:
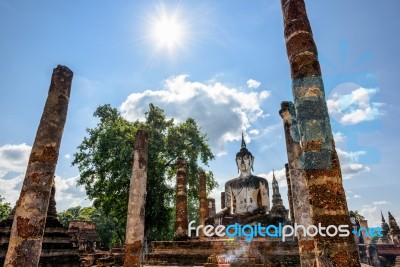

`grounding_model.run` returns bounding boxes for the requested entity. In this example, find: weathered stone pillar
[280,1,360,266]
[124,130,148,267]
[5,65,73,267]
[174,157,188,241]
[207,198,216,218]
[199,170,207,234]
[221,192,226,209]
[280,102,316,267]
[285,163,295,226]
